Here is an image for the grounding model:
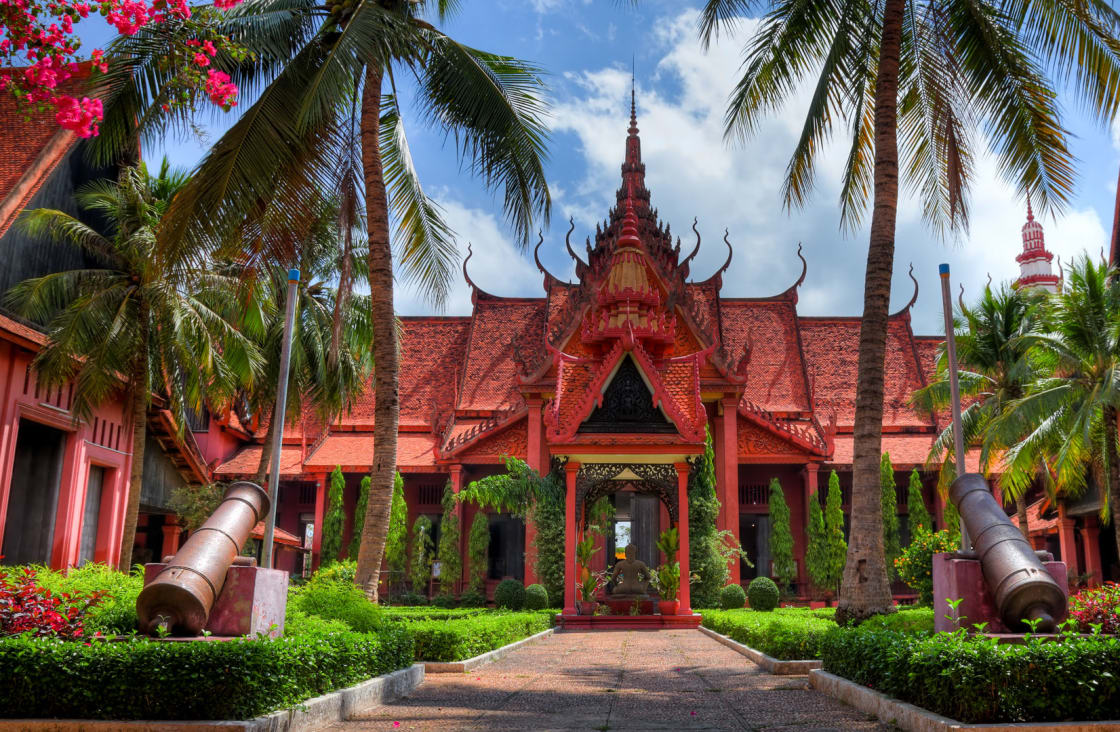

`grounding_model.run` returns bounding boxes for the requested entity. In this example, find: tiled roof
[457,298,546,412]
[0,311,46,348]
[828,434,983,471]
[0,71,97,237]
[721,300,811,413]
[799,317,934,429]
[304,433,437,470]
[214,445,305,477]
